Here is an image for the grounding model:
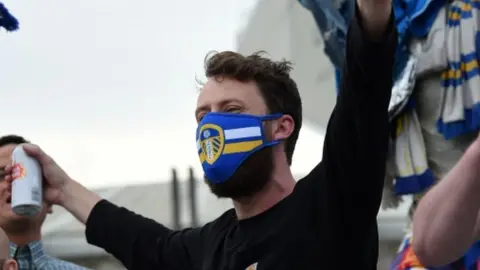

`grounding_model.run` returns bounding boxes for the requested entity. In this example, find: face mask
[196,112,283,184]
